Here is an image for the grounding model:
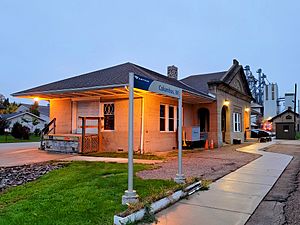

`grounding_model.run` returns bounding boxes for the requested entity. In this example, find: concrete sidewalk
[153,141,293,225]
